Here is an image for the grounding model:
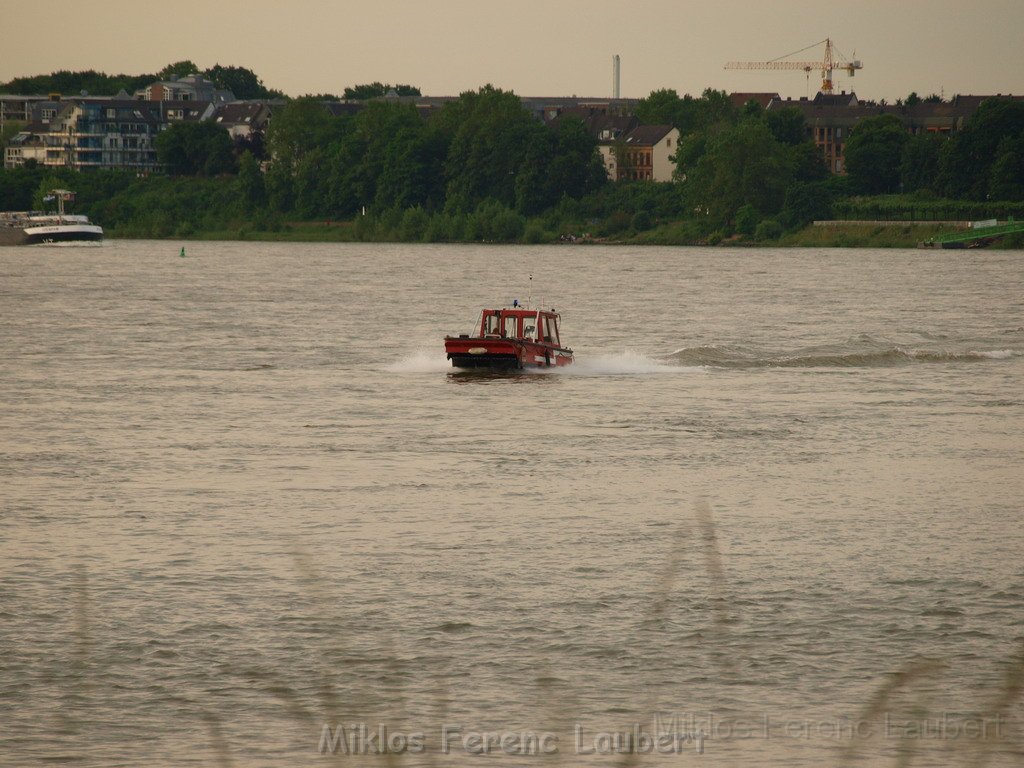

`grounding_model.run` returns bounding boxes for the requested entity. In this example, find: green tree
[265,163,295,212]
[989,135,1024,201]
[154,121,236,176]
[265,97,346,174]
[674,95,705,135]
[379,126,447,211]
[442,86,544,213]
[0,69,155,96]
[343,83,421,100]
[469,199,525,241]
[624,87,740,139]
[937,98,1024,200]
[844,114,909,194]
[754,218,782,240]
[741,100,763,119]
[765,107,807,145]
[900,132,944,193]
[0,166,46,210]
[399,206,430,241]
[684,119,789,228]
[514,117,607,215]
[237,151,265,210]
[653,89,738,135]
[33,175,73,209]
[697,88,737,131]
[158,61,201,80]
[362,102,439,210]
[636,89,683,127]
[780,181,833,228]
[206,64,281,99]
[672,133,707,180]
[317,101,442,216]
[293,147,330,217]
[734,203,760,234]
[787,141,829,184]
